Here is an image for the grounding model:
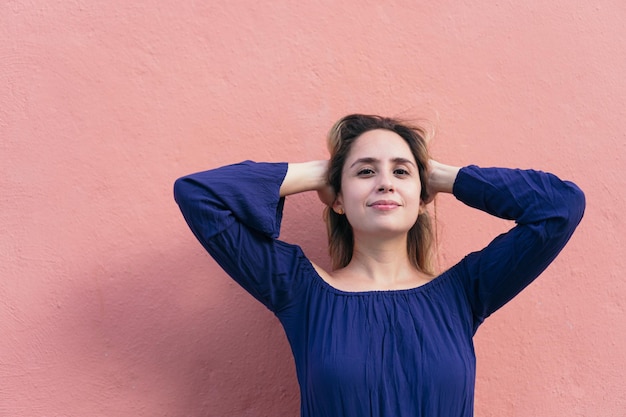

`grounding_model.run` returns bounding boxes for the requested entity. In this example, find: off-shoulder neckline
[301,256,455,297]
